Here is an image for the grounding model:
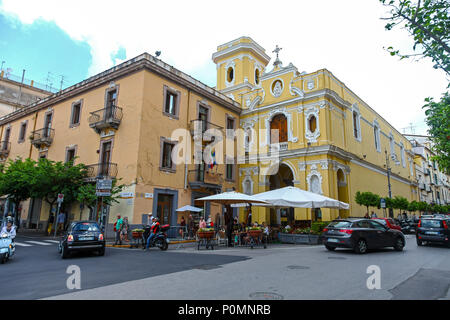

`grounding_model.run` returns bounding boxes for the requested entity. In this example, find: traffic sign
[96,179,112,190]
[380,198,386,209]
[57,194,64,203]
[96,190,111,197]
